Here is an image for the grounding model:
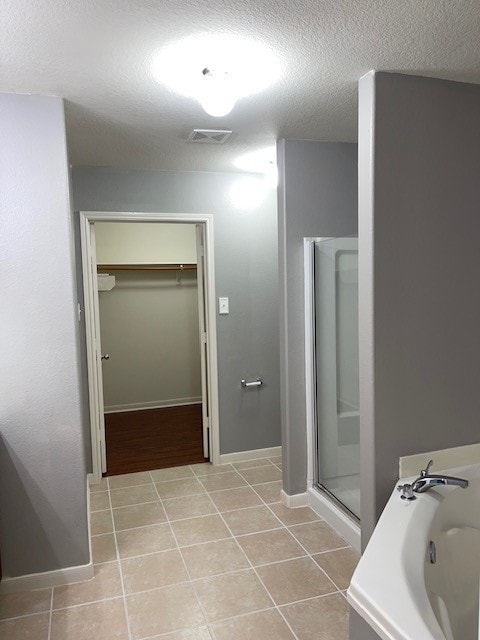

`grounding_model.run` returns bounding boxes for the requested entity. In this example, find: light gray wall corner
[358,71,480,545]
[277,139,358,497]
[358,71,377,548]
[0,93,89,577]
[349,609,380,640]
[72,167,280,457]
[276,140,292,492]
